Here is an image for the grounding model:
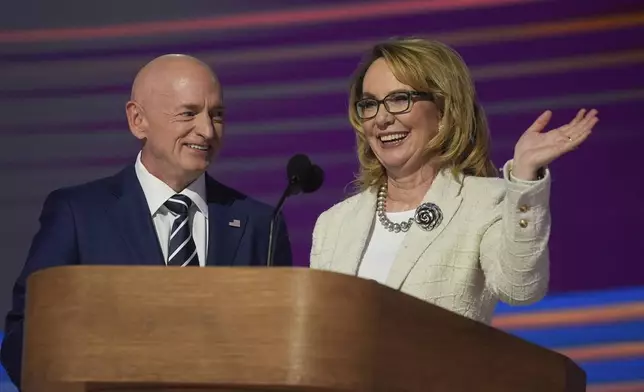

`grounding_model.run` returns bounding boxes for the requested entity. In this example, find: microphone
[266,154,324,267]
